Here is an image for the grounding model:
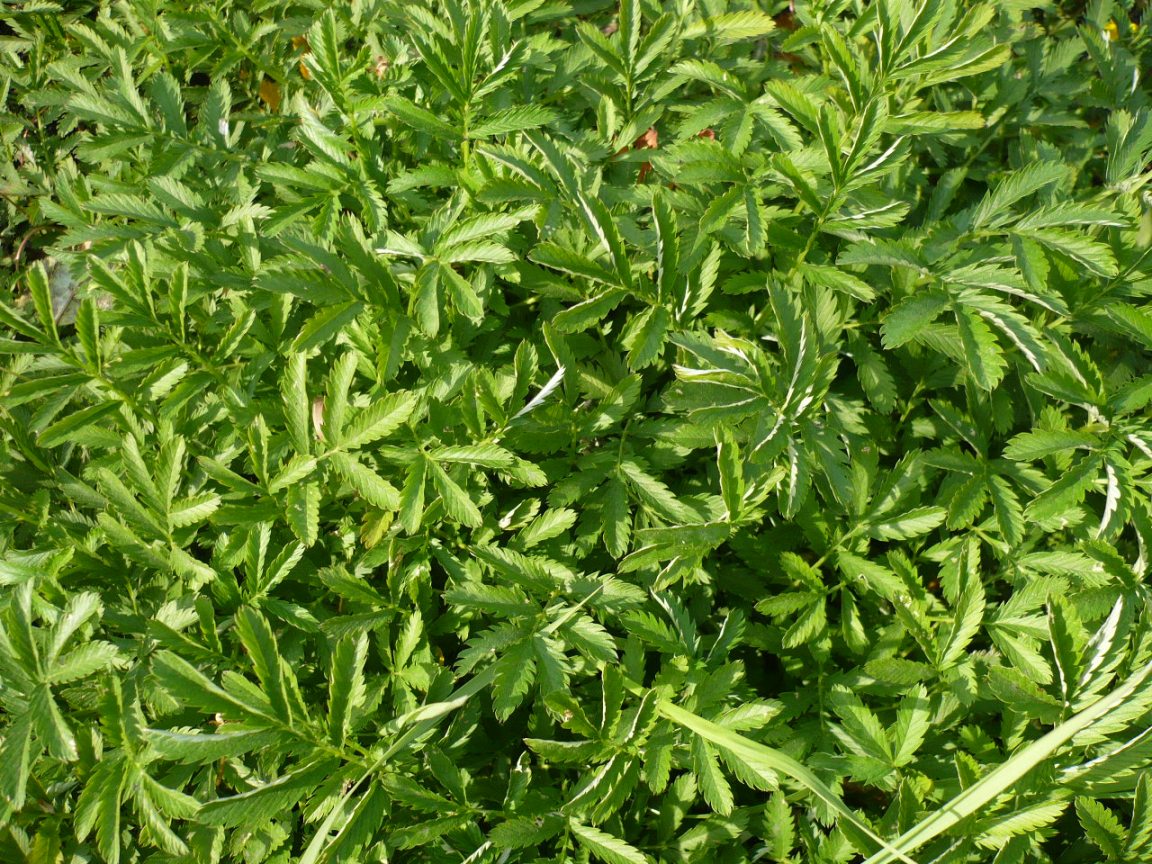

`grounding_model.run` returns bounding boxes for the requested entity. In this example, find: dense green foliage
[4,0,1152,862]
